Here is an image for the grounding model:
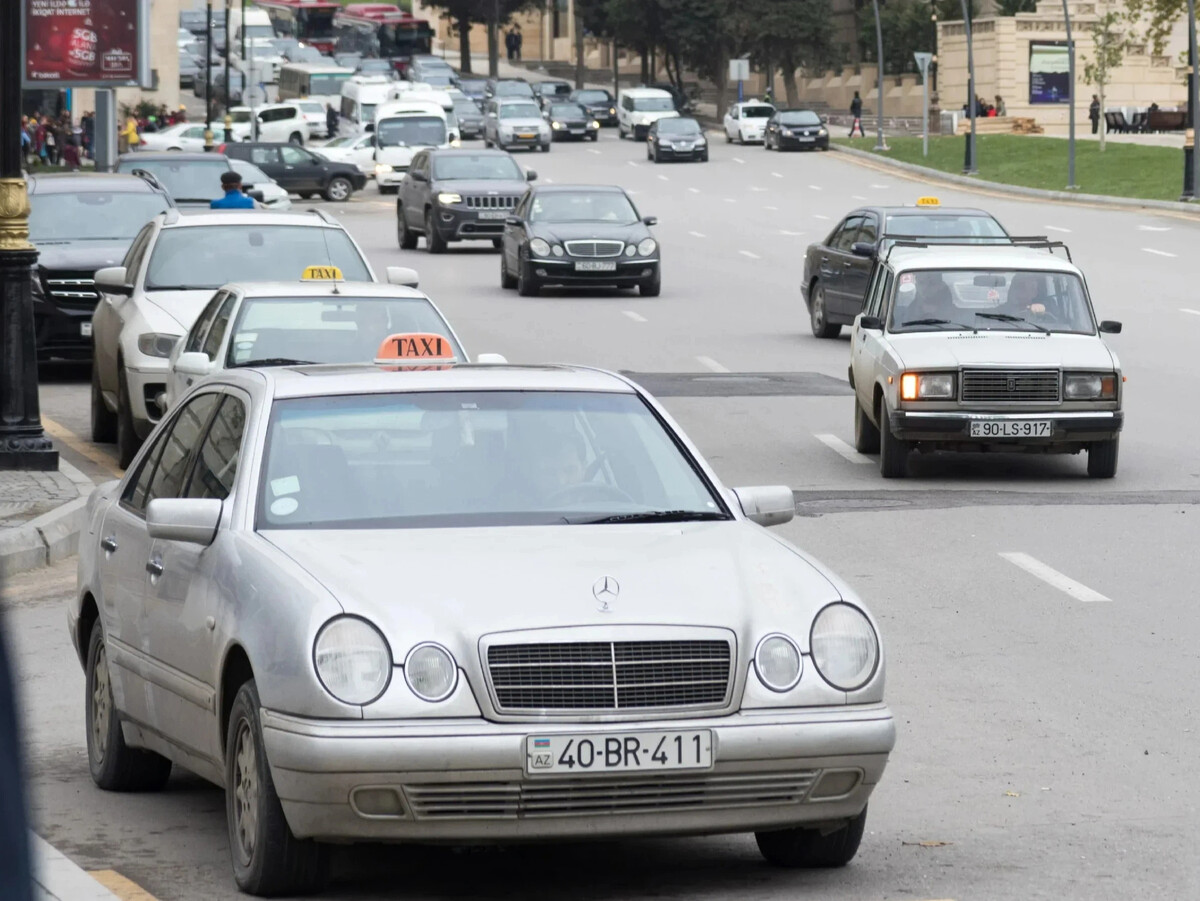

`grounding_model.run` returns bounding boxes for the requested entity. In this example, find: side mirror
[505,215,522,226]
[386,265,419,288]
[850,241,875,258]
[247,189,265,201]
[858,315,884,331]
[525,169,537,181]
[175,351,213,377]
[365,123,375,133]
[410,169,427,182]
[1099,320,1123,334]
[642,216,657,226]
[732,486,795,528]
[95,266,131,296]
[146,498,222,545]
